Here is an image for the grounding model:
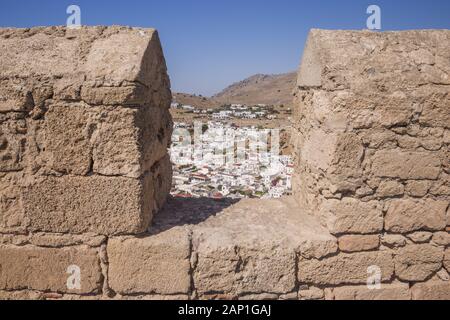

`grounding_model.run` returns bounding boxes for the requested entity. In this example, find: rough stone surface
[381,234,407,248]
[394,244,444,282]
[0,26,173,236]
[298,286,324,300]
[191,198,337,297]
[320,199,383,235]
[0,244,102,294]
[431,231,450,246]
[298,251,394,286]
[385,199,447,233]
[407,232,433,244]
[371,150,441,180]
[23,175,154,235]
[444,248,450,272]
[411,280,450,300]
[332,282,411,300]
[338,235,380,252]
[108,228,191,295]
